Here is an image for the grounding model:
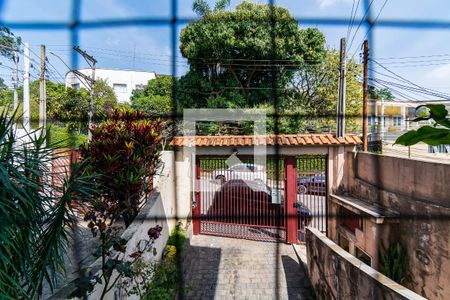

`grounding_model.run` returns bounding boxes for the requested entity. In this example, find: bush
[380,242,408,284]
[143,261,178,300]
[166,223,186,256]
[142,224,187,300]
[80,108,164,227]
